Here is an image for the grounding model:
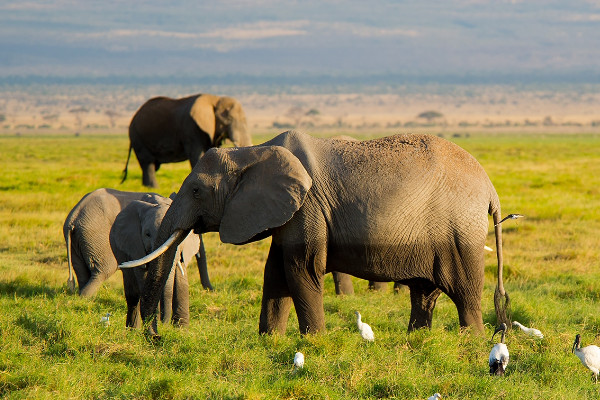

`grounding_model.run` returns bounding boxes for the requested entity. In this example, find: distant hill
[1,1,599,84]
